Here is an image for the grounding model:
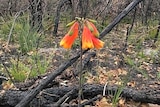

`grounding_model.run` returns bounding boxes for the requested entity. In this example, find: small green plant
[29,53,50,78]
[17,19,39,53]
[0,15,40,54]
[8,53,51,82]
[9,58,31,82]
[137,68,148,79]
[121,16,132,24]
[112,86,124,107]
[0,18,14,40]
[138,51,146,59]
[126,57,135,66]
[146,28,158,40]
